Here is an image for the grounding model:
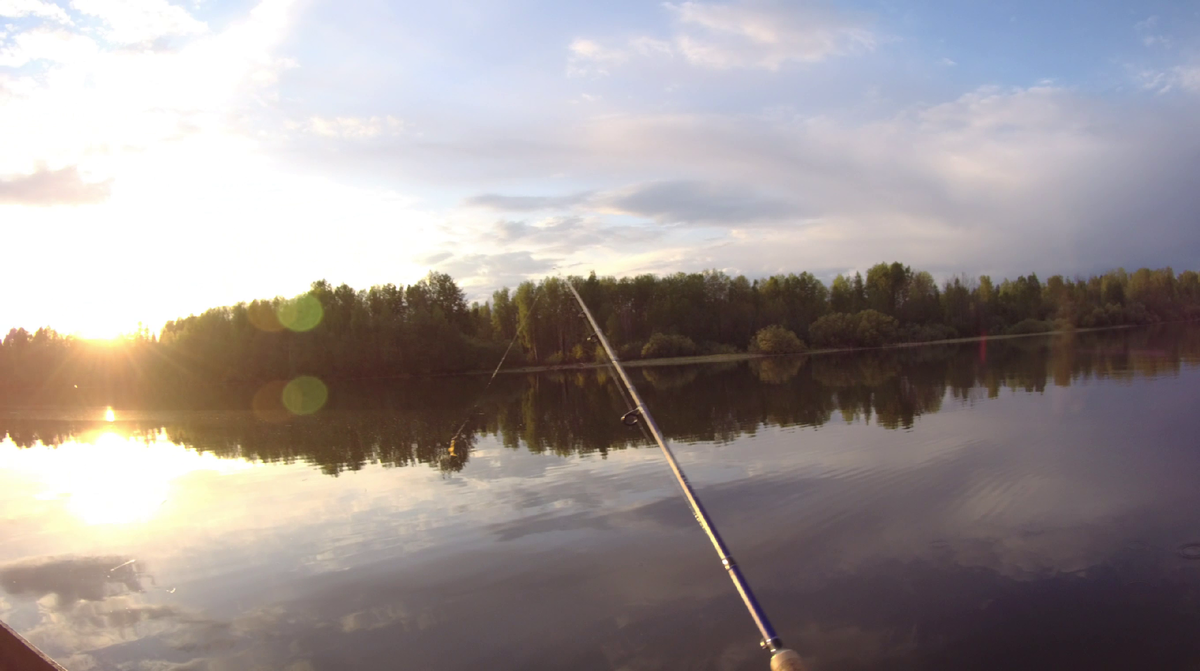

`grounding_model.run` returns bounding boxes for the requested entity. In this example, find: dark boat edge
[0,619,65,671]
